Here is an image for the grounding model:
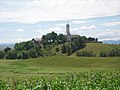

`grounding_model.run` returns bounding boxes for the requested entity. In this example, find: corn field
[0,70,120,90]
